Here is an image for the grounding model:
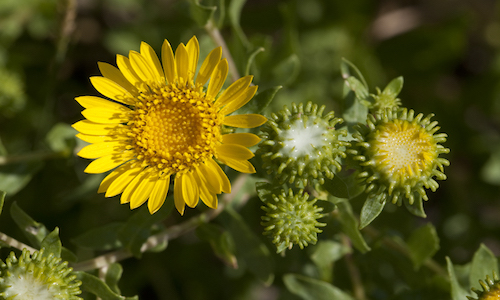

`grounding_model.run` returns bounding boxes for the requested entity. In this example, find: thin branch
[0,232,38,254]
[0,152,63,165]
[204,19,240,82]
[341,234,367,300]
